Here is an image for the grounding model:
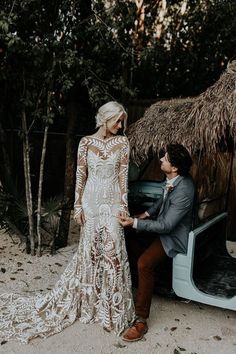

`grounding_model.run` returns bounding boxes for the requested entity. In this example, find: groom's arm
[136,186,194,234]
[145,197,163,217]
